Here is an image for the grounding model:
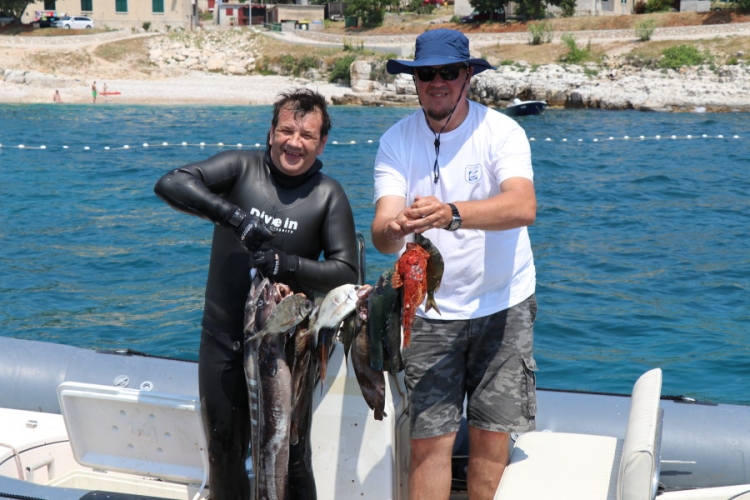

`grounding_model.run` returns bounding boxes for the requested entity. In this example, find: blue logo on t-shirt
[465,164,482,183]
